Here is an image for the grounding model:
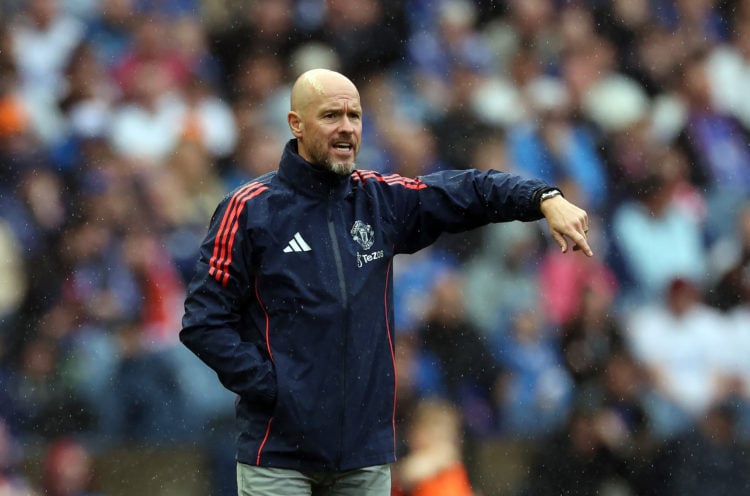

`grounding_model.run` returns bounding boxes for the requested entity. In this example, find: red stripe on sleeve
[208,183,267,286]
[353,171,427,190]
[209,183,259,277]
